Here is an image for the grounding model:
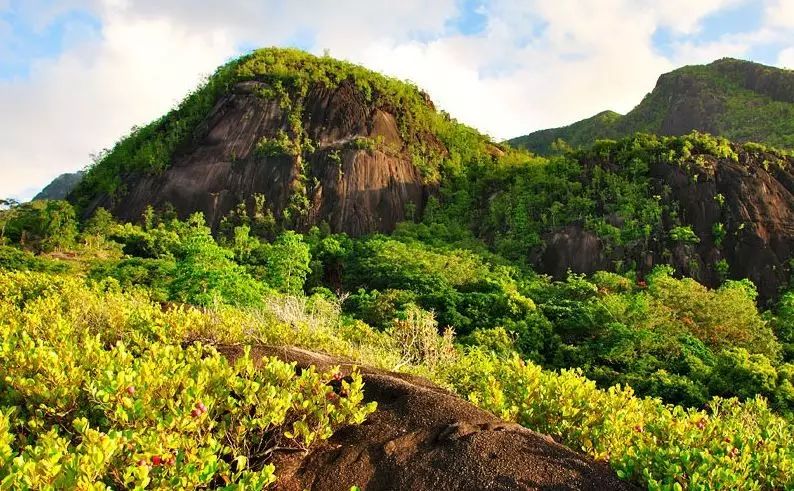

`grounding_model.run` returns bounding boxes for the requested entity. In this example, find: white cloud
[670,39,751,65]
[765,0,794,28]
[779,47,794,68]
[346,0,740,138]
[0,13,236,199]
[0,0,790,199]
